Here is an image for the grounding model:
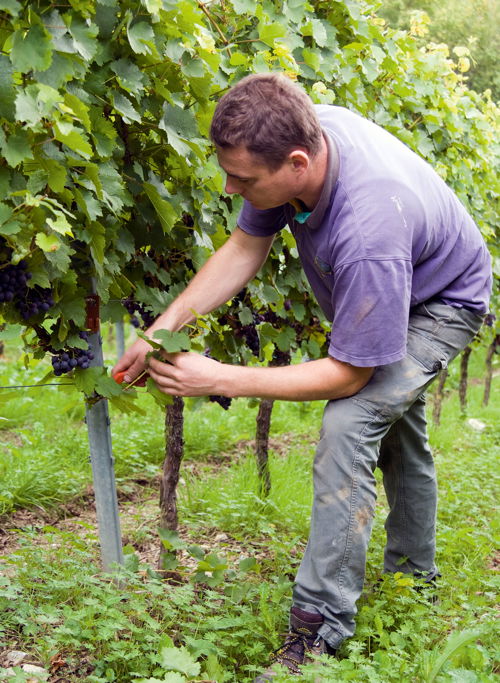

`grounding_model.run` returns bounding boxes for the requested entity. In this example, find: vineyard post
[115,321,125,360]
[84,294,124,571]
